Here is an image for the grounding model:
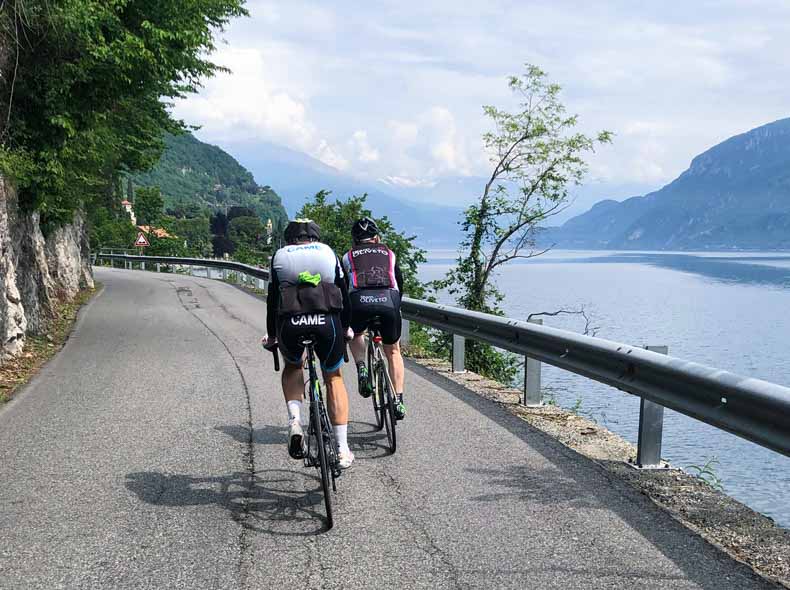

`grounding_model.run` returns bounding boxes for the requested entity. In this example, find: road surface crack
[172,283,257,589]
[376,468,462,589]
